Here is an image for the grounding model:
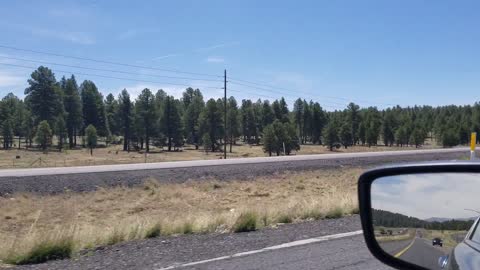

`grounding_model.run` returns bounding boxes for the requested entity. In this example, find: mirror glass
[371,173,480,269]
